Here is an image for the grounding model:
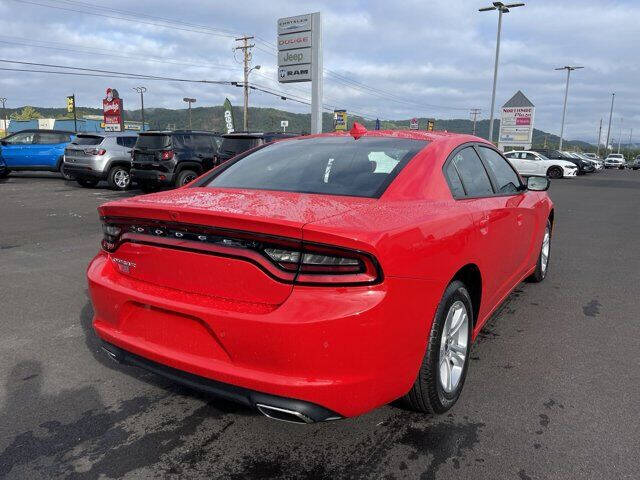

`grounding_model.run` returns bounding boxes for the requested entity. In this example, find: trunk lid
[99,187,373,305]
